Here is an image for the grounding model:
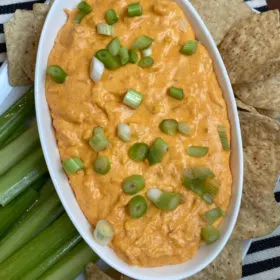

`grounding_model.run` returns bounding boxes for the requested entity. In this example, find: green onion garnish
[147,188,182,211]
[90,57,105,83]
[93,156,111,175]
[93,219,114,246]
[187,146,209,158]
[95,49,120,69]
[117,123,131,142]
[122,175,145,195]
[128,195,147,219]
[105,9,119,25]
[74,1,92,23]
[128,2,143,17]
[142,47,152,57]
[97,24,114,36]
[123,89,144,109]
[203,208,225,224]
[62,157,84,174]
[132,36,153,50]
[138,57,154,68]
[129,143,149,161]
[89,127,110,152]
[217,125,230,151]
[181,40,198,55]
[160,119,178,135]
[178,122,192,135]
[119,47,130,66]
[47,65,67,84]
[204,178,220,198]
[129,50,139,64]
[74,13,86,24]
[108,38,121,56]
[169,86,184,100]
[147,138,169,165]
[201,225,220,244]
